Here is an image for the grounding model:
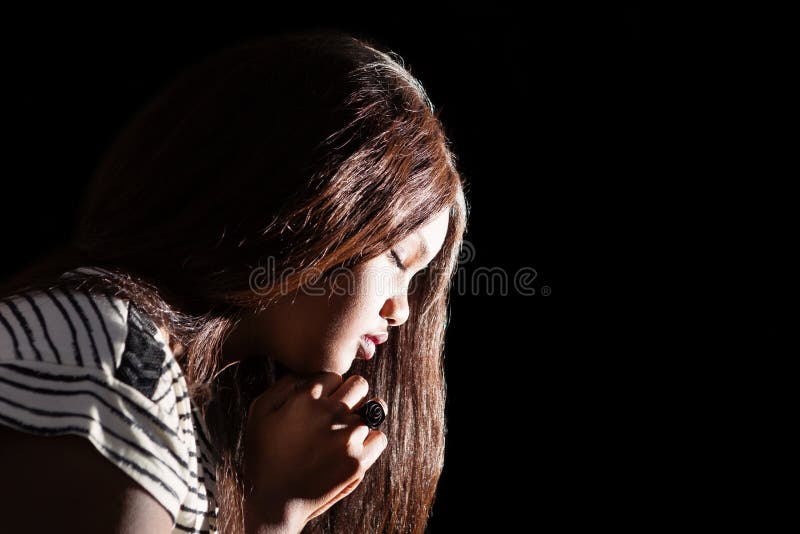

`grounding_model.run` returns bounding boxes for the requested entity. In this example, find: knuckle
[352,375,369,390]
[345,439,360,458]
[268,397,288,413]
[286,389,310,408]
[344,427,365,453]
[328,399,349,417]
[292,380,313,396]
[287,385,306,401]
